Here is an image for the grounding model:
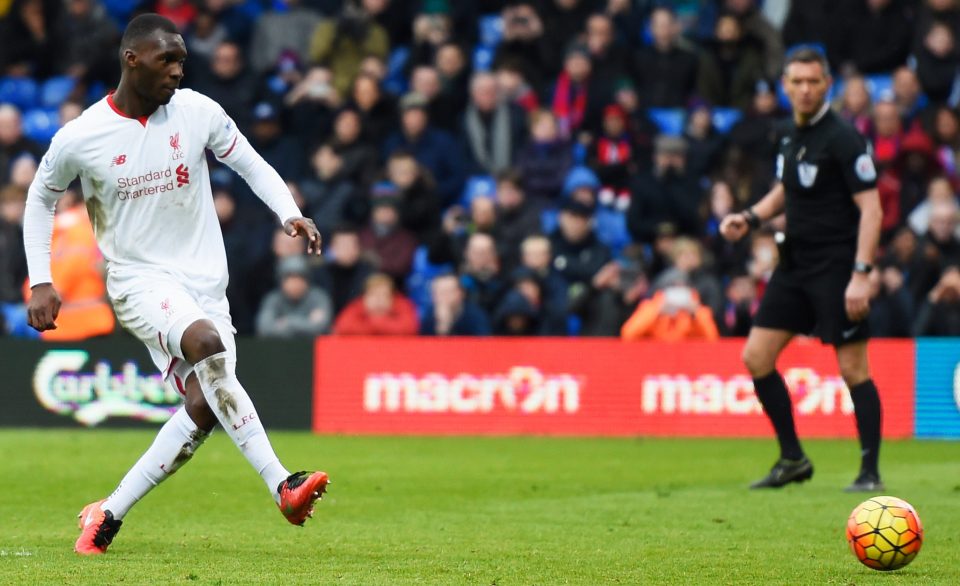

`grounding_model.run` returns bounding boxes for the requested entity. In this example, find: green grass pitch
[1,430,958,585]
